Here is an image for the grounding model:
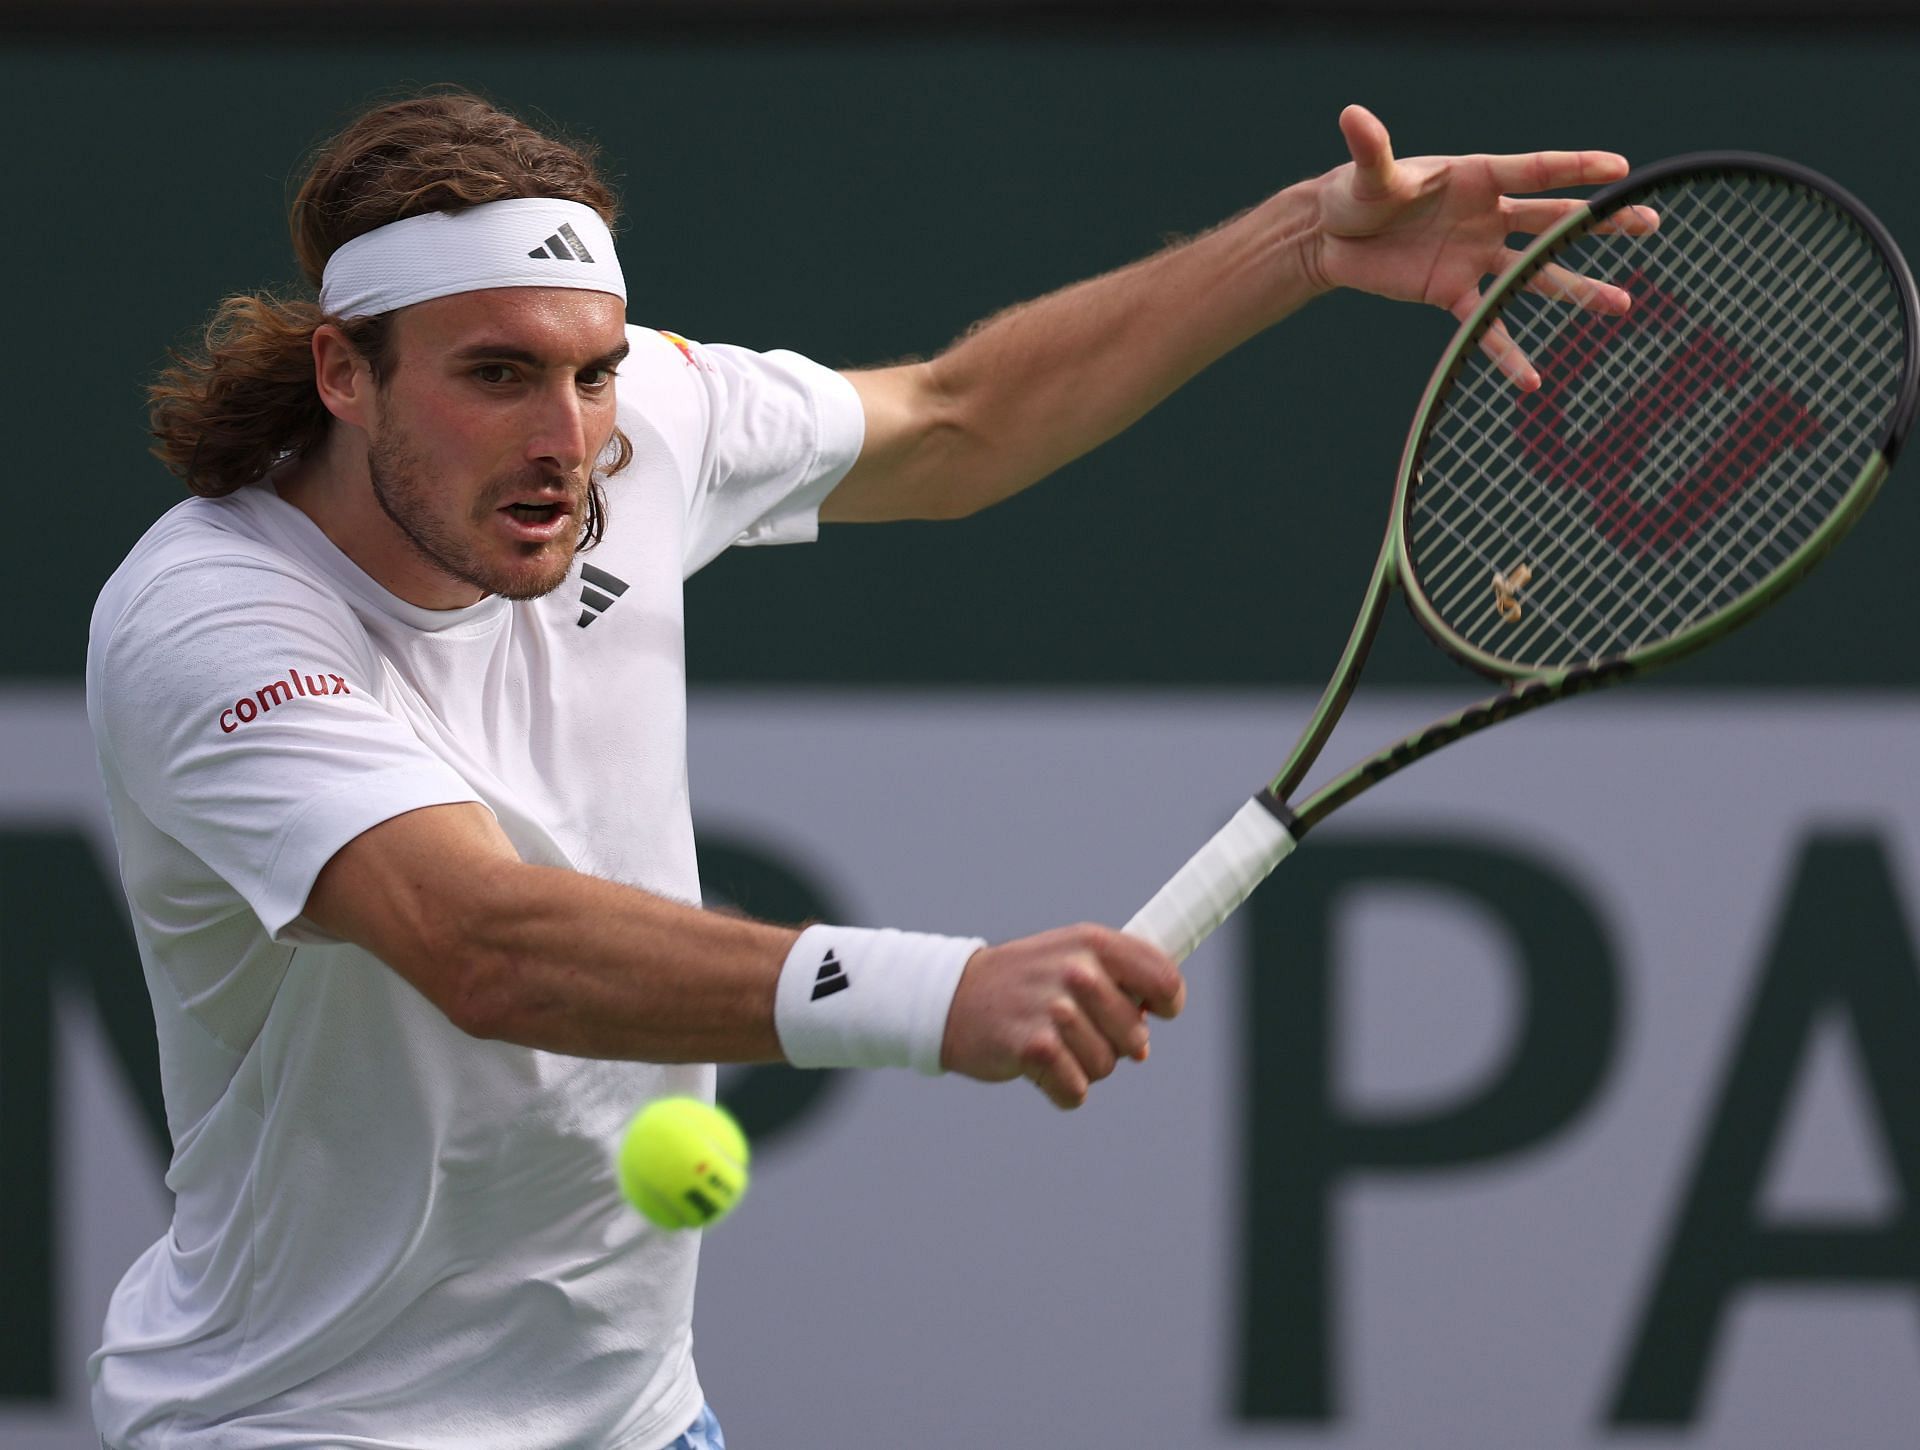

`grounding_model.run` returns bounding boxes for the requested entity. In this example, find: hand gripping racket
[1126,154,1919,963]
